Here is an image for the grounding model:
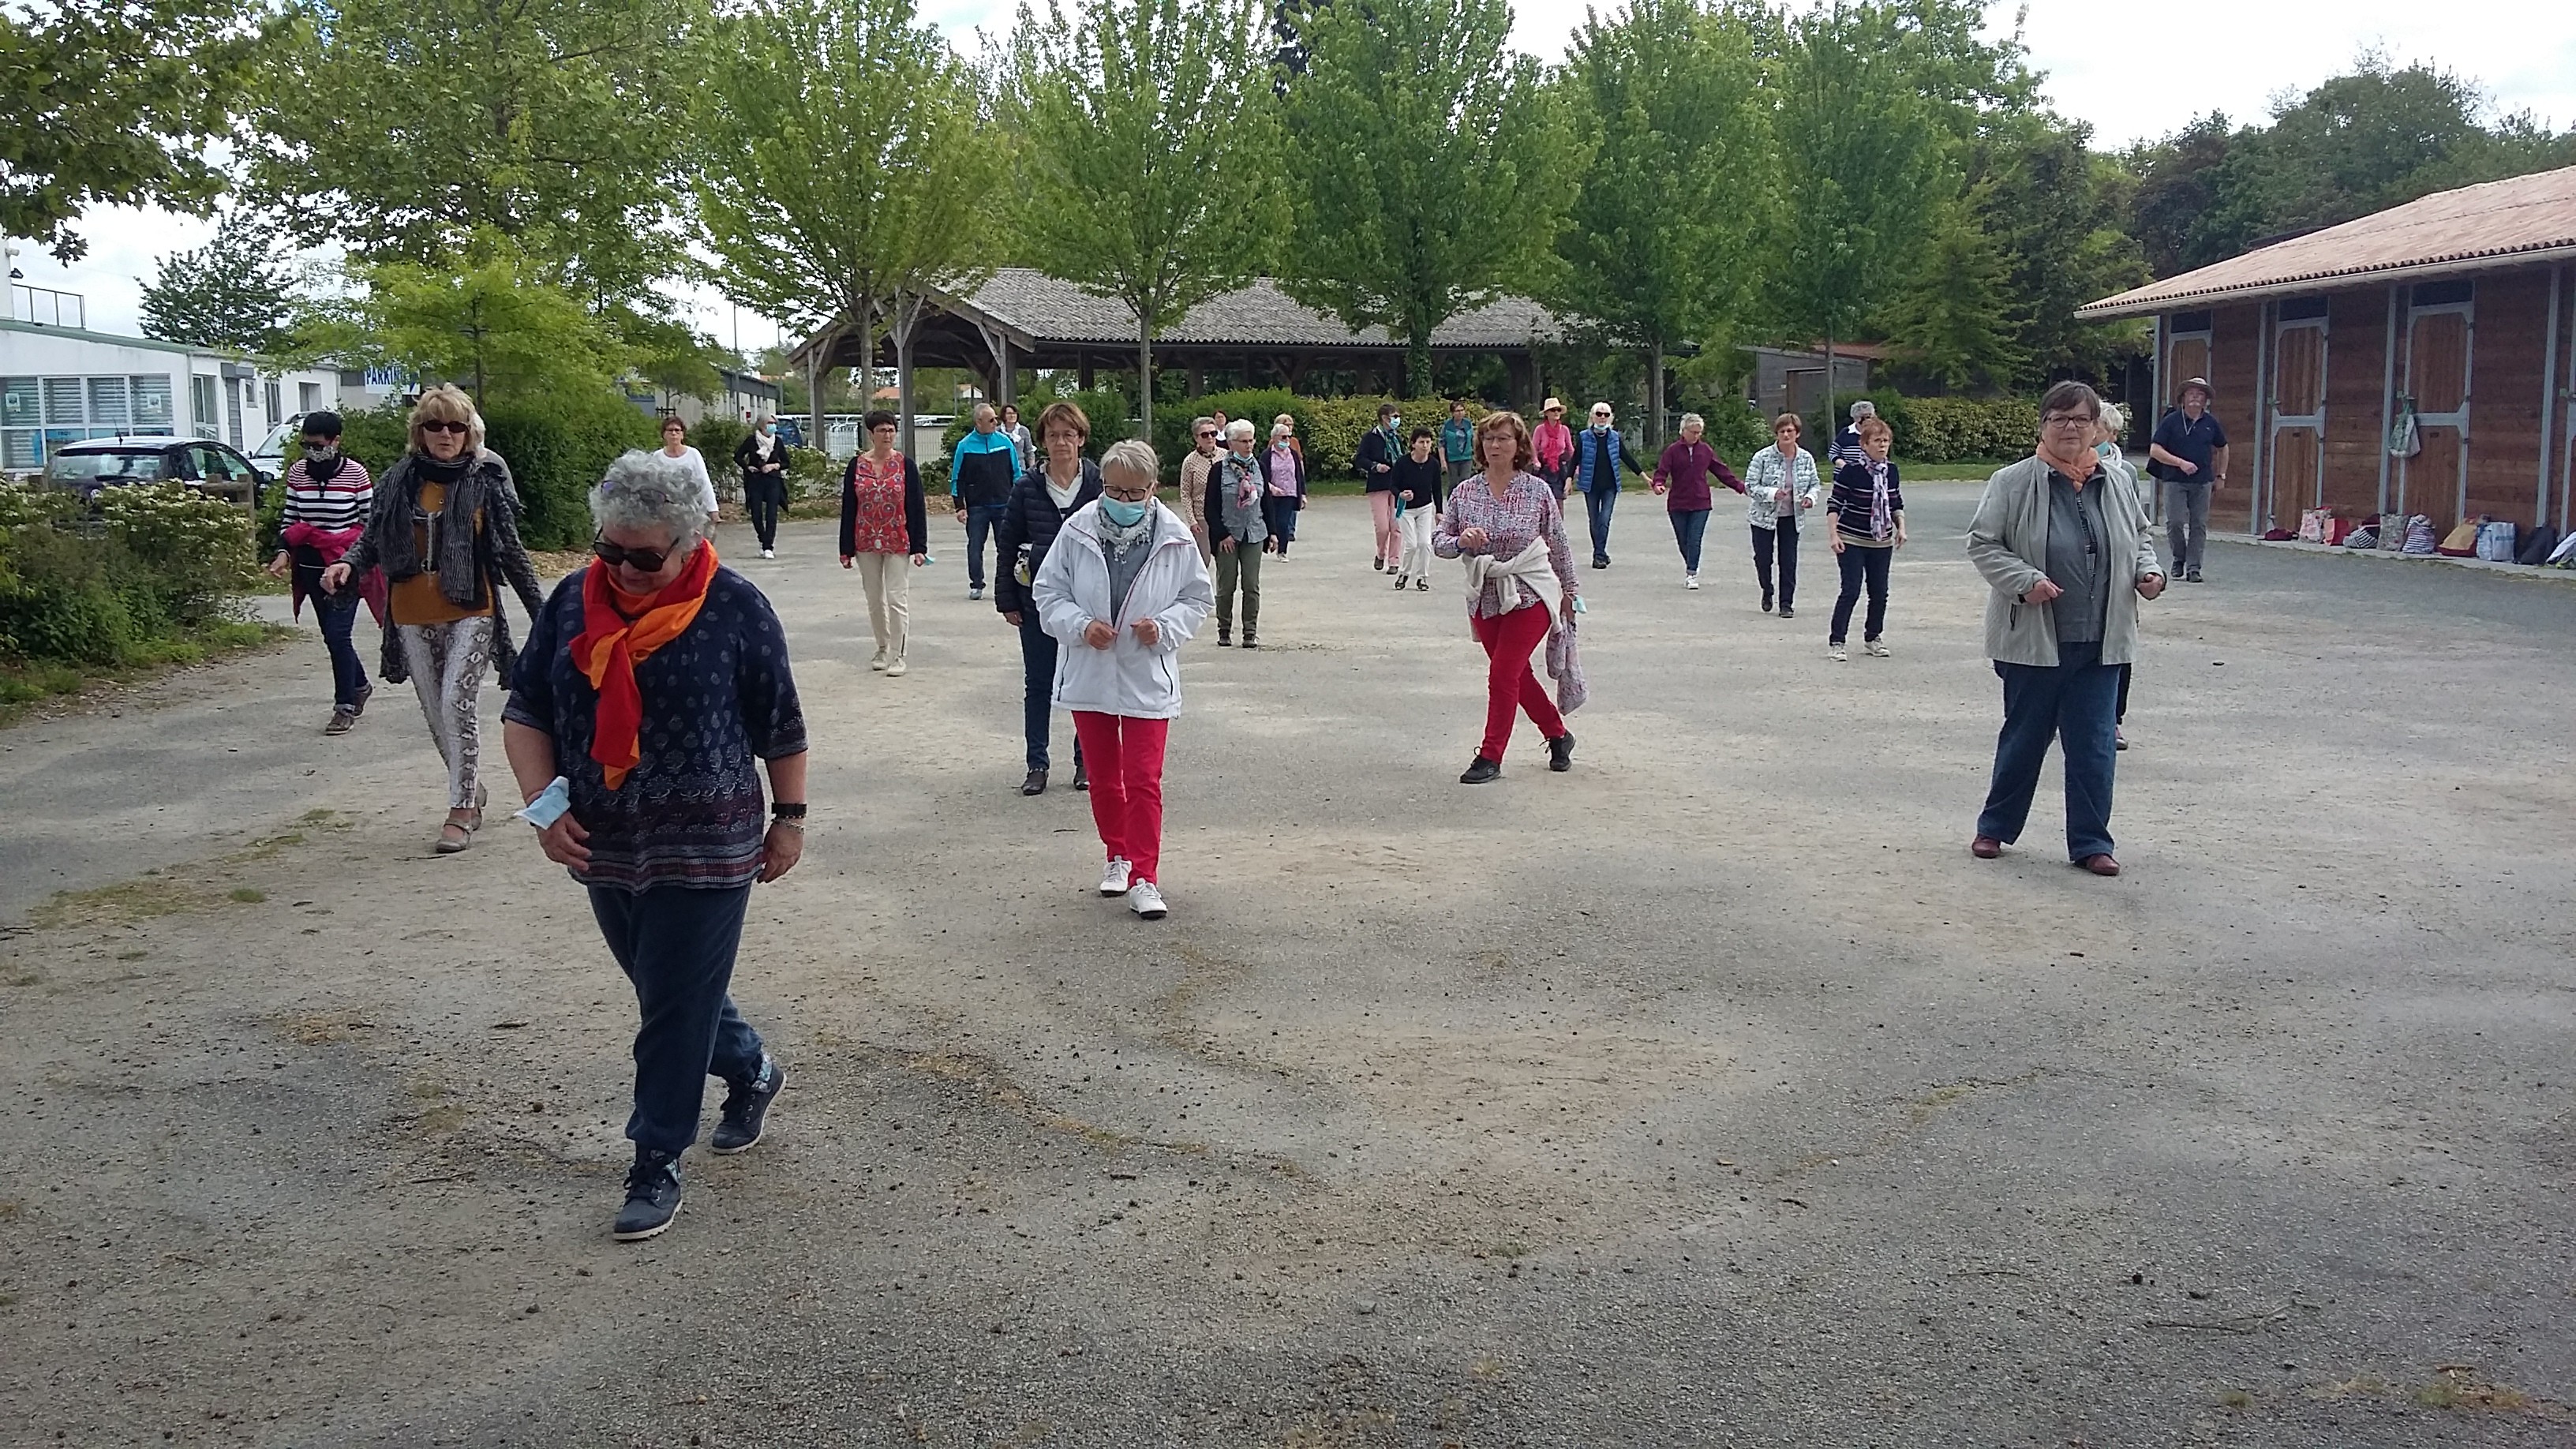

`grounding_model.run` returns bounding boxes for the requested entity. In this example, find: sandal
[436,810,482,854]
